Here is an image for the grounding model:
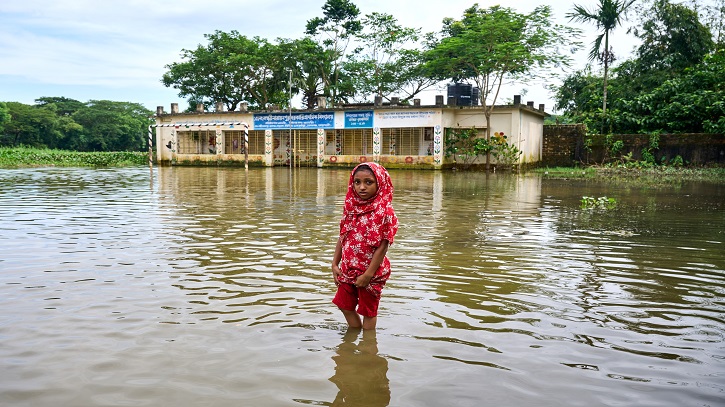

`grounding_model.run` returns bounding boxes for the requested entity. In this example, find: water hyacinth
[0,147,148,168]
[581,195,618,210]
